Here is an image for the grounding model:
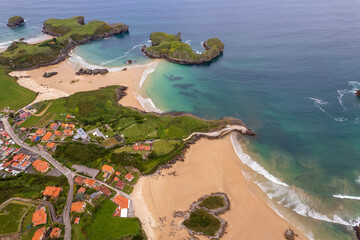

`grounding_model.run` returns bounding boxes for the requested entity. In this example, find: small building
[83,178,96,188]
[133,144,151,151]
[33,159,50,173]
[61,123,68,129]
[43,186,62,198]
[32,207,47,226]
[77,187,86,194]
[101,165,114,178]
[71,202,86,213]
[54,130,62,137]
[112,195,130,218]
[42,132,53,142]
[74,217,80,224]
[124,173,134,182]
[63,129,73,137]
[46,142,56,151]
[90,192,101,200]
[74,176,84,185]
[98,185,111,197]
[66,115,71,119]
[115,171,120,176]
[50,227,61,238]
[50,122,58,130]
[32,227,45,240]
[73,128,89,141]
[35,129,46,136]
[115,180,124,190]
